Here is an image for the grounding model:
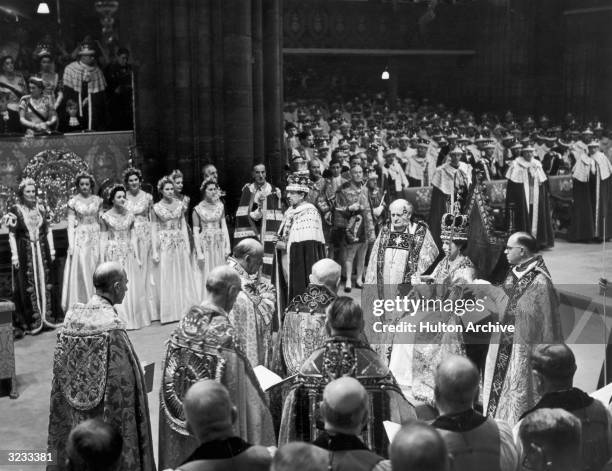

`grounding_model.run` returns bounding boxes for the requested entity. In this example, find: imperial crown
[286,171,311,194]
[441,204,469,242]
